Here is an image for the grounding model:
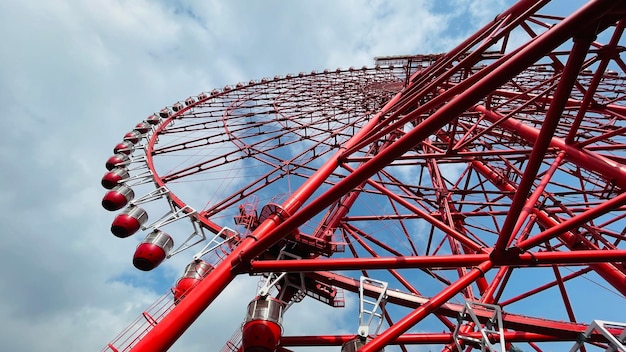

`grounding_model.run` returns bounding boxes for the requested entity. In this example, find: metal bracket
[130,186,171,207]
[358,276,388,339]
[113,154,148,170]
[142,202,194,230]
[256,251,304,308]
[167,218,207,258]
[569,320,626,352]
[453,301,506,352]
[118,169,155,187]
[192,226,239,261]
